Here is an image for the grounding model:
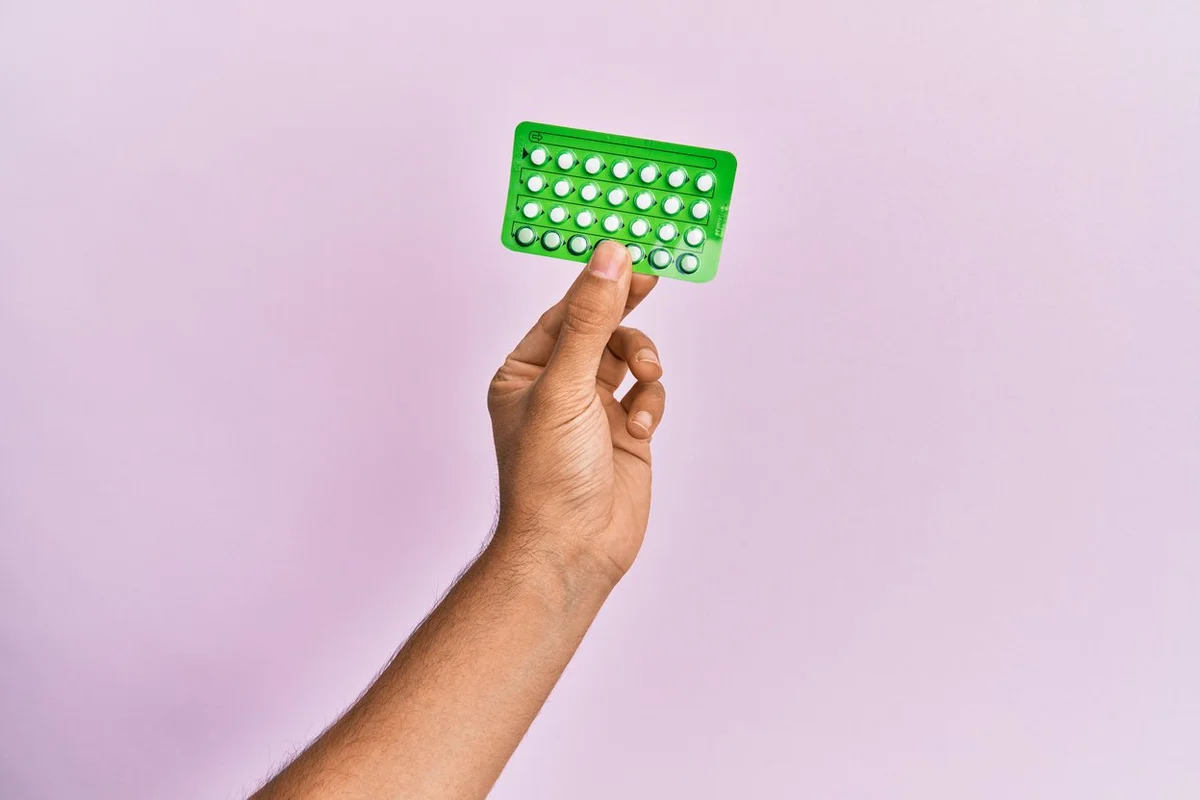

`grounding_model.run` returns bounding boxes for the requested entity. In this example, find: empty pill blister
[502,121,738,283]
